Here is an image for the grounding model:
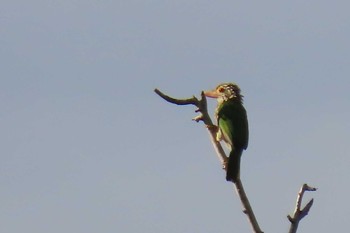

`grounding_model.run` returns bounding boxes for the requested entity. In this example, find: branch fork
[154,88,227,166]
[287,184,317,233]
